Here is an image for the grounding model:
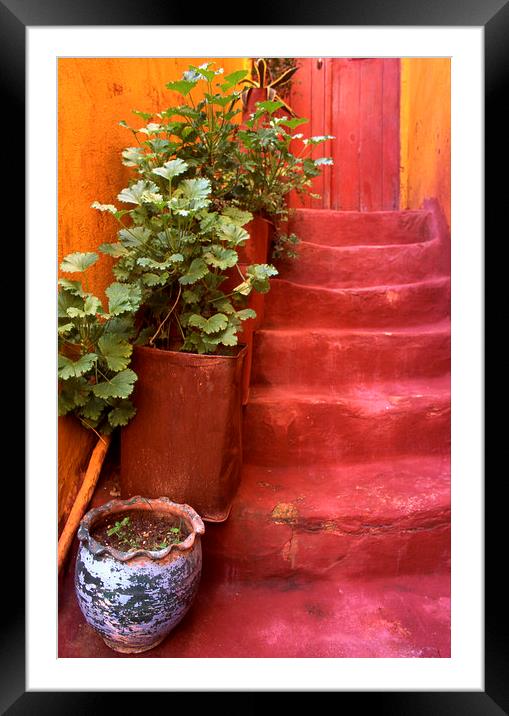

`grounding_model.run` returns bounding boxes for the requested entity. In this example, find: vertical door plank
[288,58,312,209]
[334,58,361,210]
[321,58,334,209]
[359,59,384,211]
[309,56,327,209]
[381,58,401,209]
